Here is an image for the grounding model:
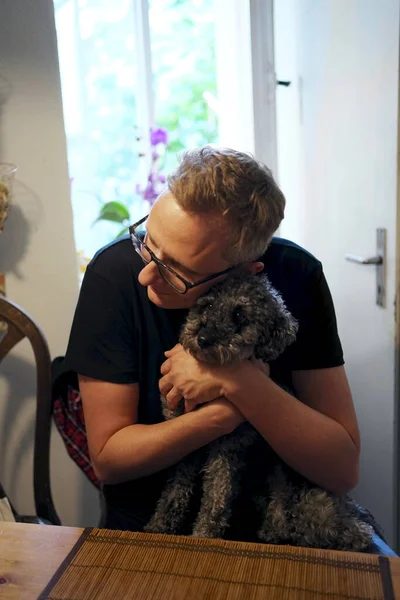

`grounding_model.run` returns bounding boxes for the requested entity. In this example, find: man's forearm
[94,402,234,484]
[221,366,359,494]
